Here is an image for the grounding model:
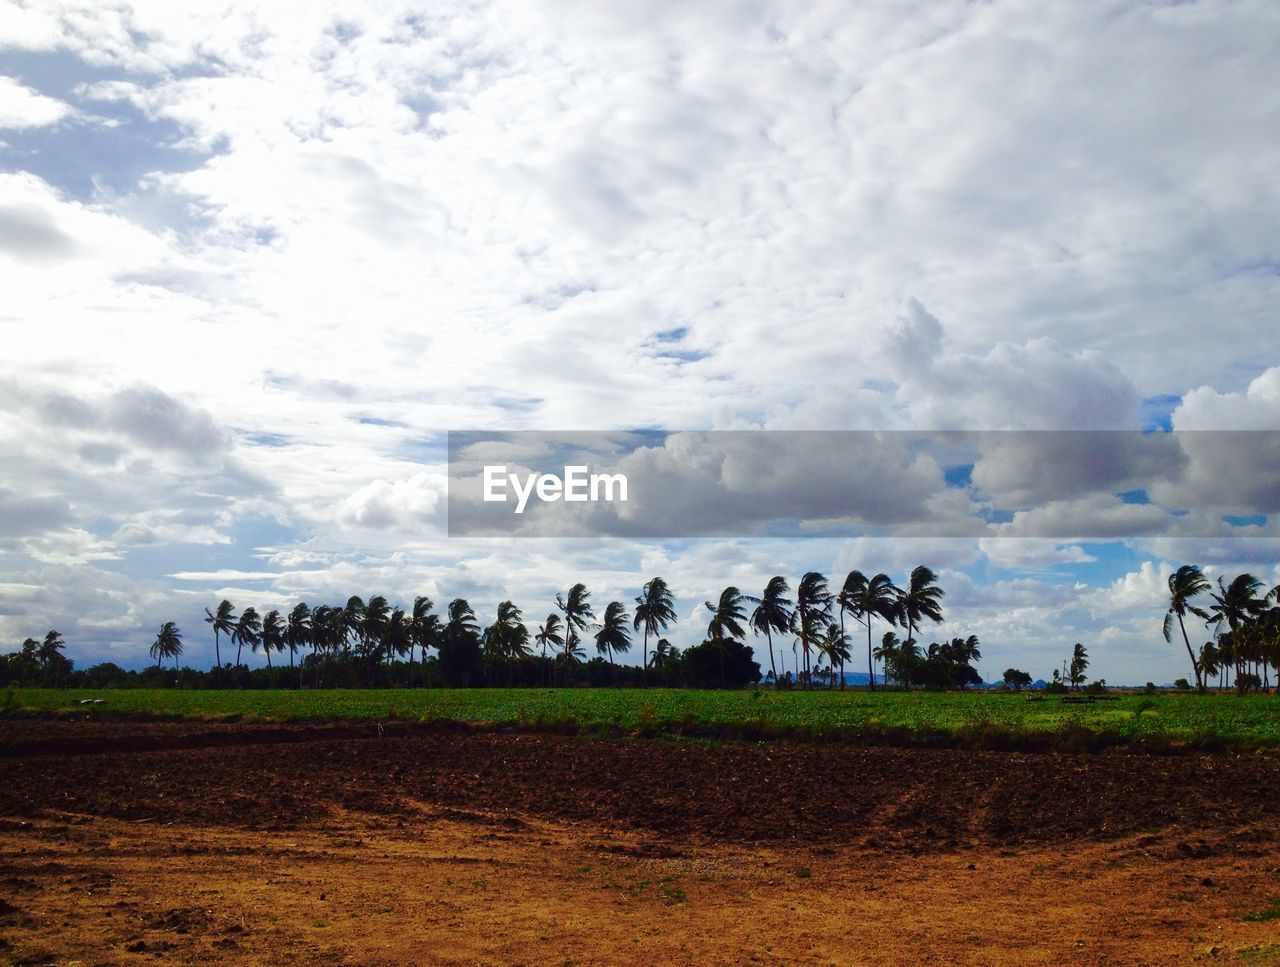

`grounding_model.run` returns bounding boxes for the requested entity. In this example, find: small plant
[794,866,812,879]
[1242,898,1280,923]
[661,886,687,904]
